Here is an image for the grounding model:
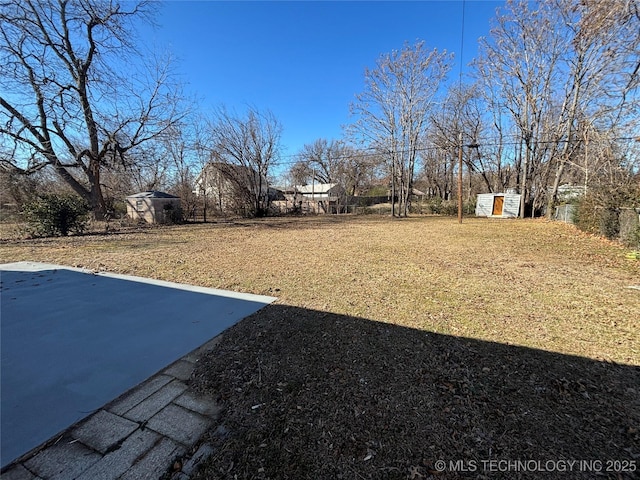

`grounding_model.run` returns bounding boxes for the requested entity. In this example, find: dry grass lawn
[1,216,638,479]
